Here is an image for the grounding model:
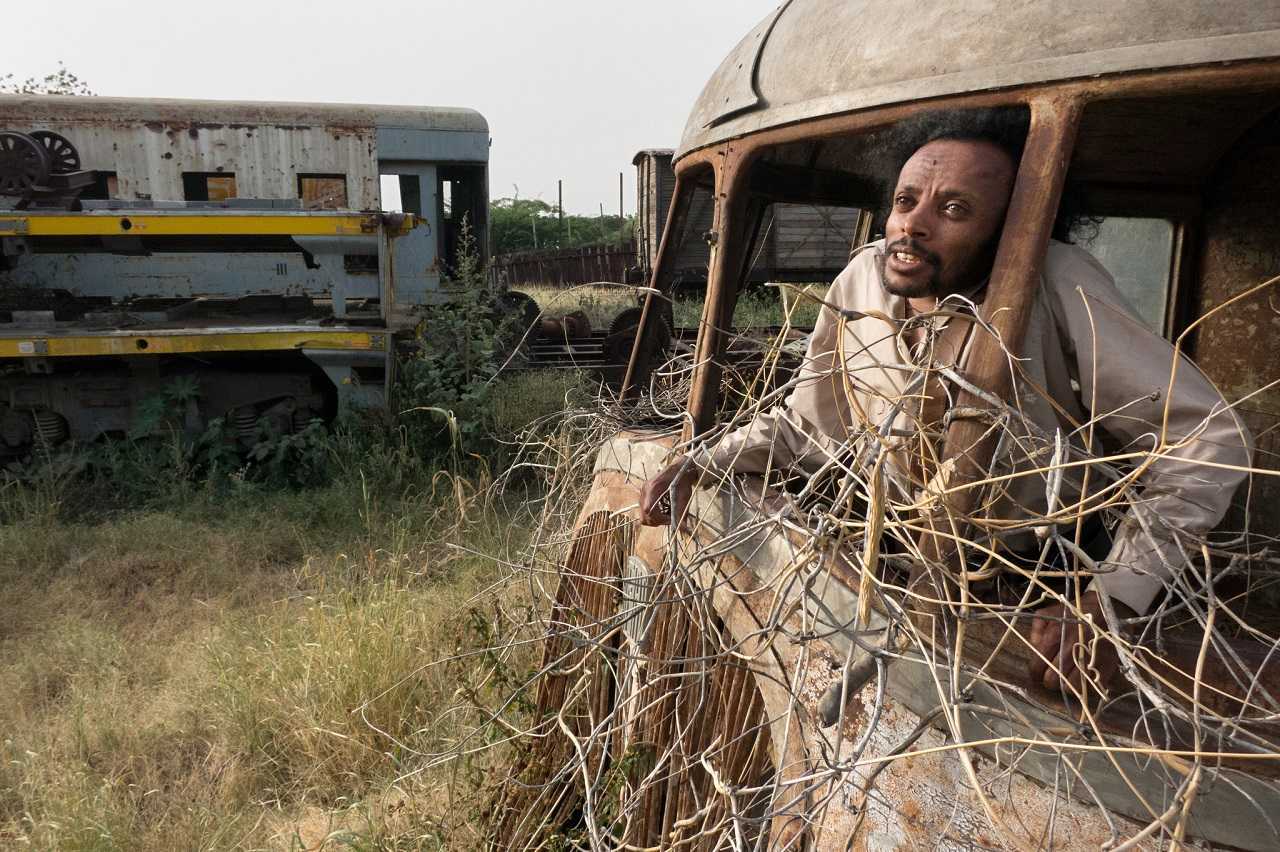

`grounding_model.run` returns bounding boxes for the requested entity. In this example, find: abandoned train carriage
[507,1,1280,849]
[0,95,488,452]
